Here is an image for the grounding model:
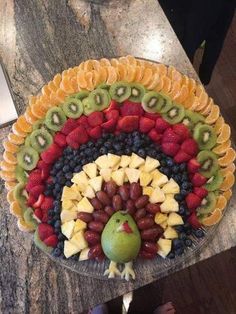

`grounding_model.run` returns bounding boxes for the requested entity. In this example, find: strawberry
[41,197,54,211]
[41,144,63,164]
[41,212,49,223]
[162,128,182,144]
[33,194,45,208]
[193,187,208,199]
[37,160,51,172]
[187,158,201,173]
[148,129,162,143]
[104,100,119,113]
[188,212,202,229]
[61,118,78,135]
[38,223,54,241]
[88,126,102,139]
[117,116,139,132]
[105,109,119,121]
[144,112,160,121]
[186,193,202,210]
[120,101,144,117]
[28,170,42,185]
[77,116,90,129]
[66,136,80,149]
[139,117,155,133]
[191,173,207,187]
[41,167,50,181]
[174,150,191,163]
[30,185,45,198]
[44,234,58,247]
[181,139,199,156]
[88,111,104,127]
[66,126,89,149]
[27,194,37,206]
[172,124,190,141]
[161,143,180,157]
[155,118,171,133]
[54,132,67,148]
[101,118,117,132]
[33,208,43,221]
